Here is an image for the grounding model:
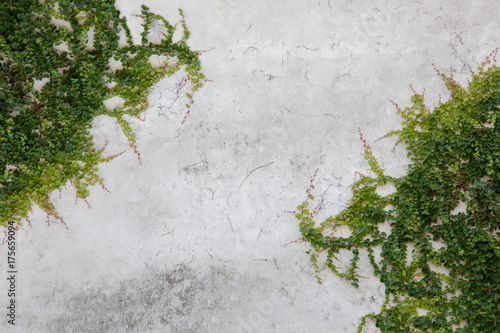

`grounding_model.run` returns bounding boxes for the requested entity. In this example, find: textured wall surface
[1,0,499,332]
